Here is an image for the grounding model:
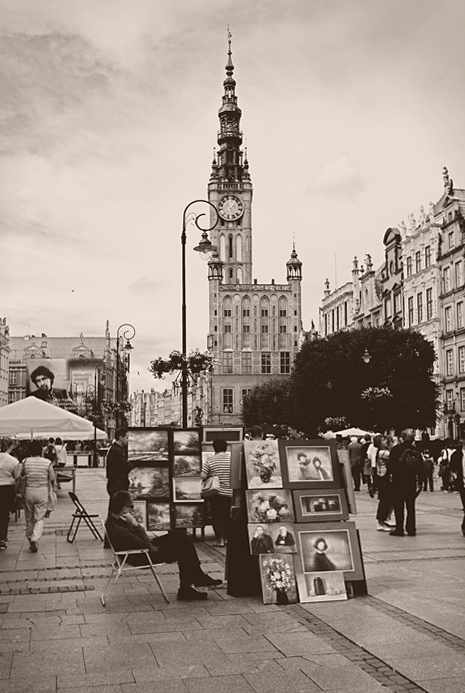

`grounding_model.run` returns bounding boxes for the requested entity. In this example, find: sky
[1,0,465,394]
